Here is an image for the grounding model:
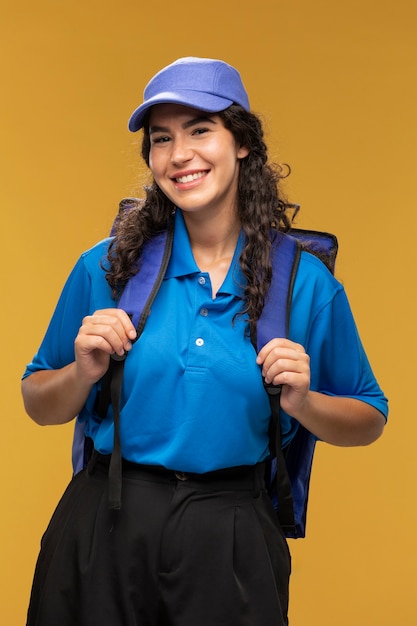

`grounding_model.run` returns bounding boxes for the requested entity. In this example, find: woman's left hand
[256,338,386,446]
[256,338,310,418]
